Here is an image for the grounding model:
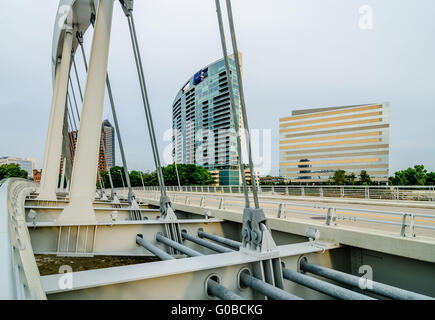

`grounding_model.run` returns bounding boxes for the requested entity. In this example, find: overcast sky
[0,0,434,176]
